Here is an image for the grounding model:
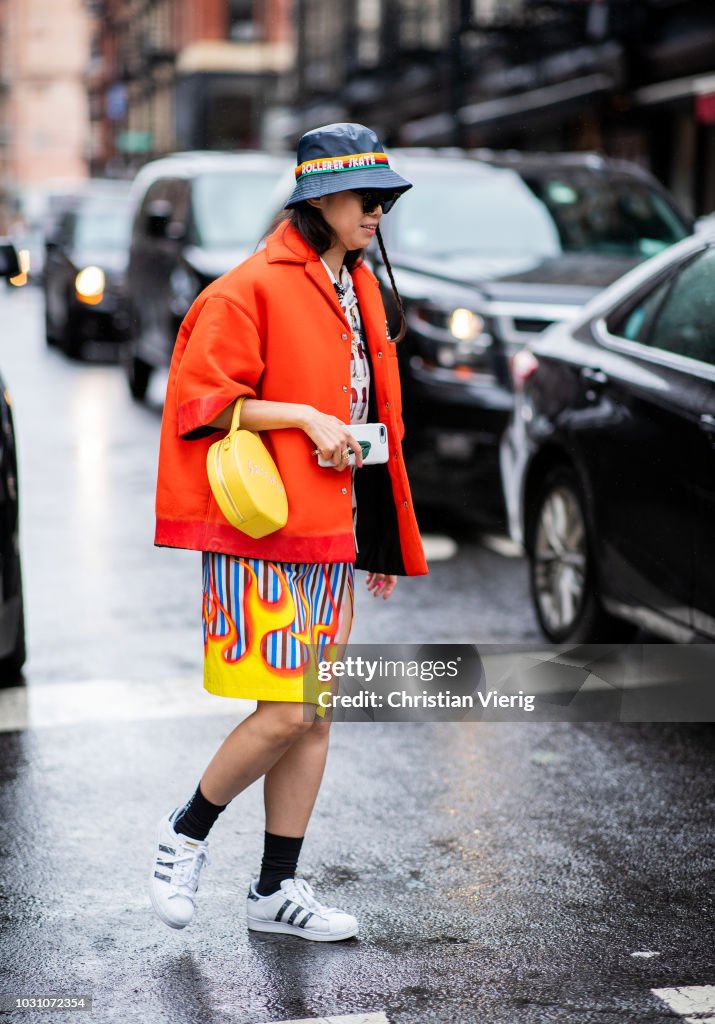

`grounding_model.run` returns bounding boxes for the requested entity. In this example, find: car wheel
[127,353,153,402]
[527,467,630,643]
